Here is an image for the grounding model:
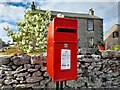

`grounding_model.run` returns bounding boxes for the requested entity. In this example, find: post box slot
[57,28,76,33]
